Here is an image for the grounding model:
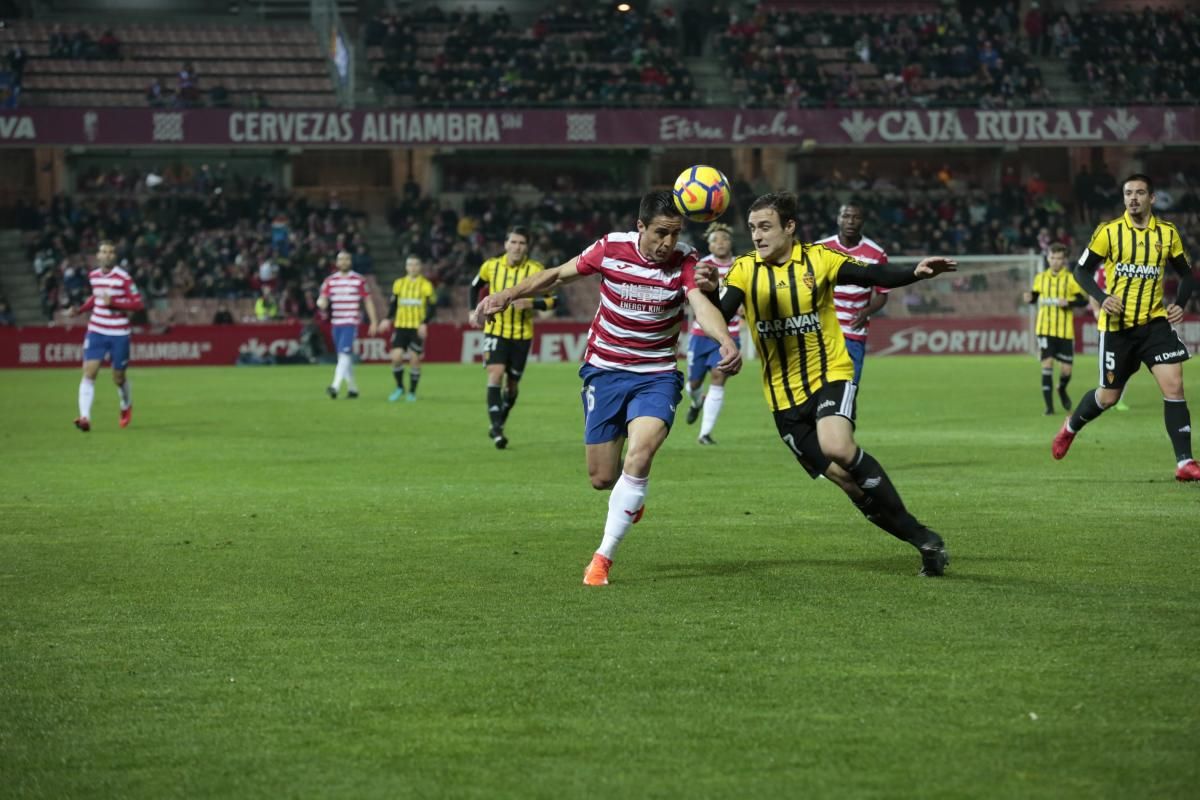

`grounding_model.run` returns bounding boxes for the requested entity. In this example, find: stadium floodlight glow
[616,3,631,11]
